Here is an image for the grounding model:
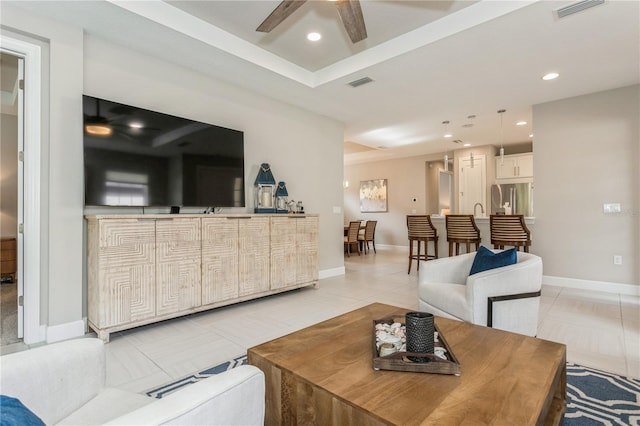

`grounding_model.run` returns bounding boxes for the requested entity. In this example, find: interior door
[458,155,486,215]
